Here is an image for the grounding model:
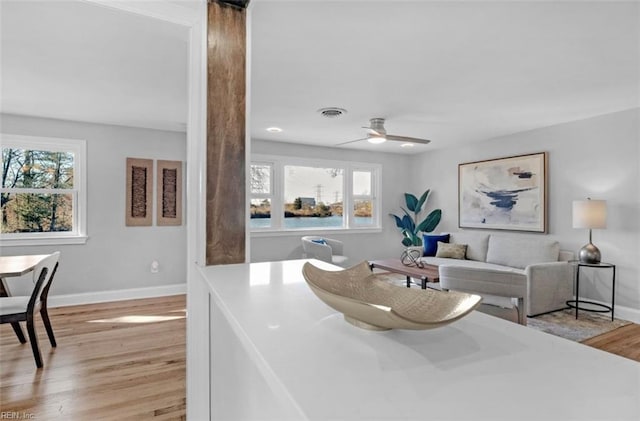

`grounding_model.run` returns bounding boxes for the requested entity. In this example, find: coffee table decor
[301,261,482,331]
[400,247,424,267]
